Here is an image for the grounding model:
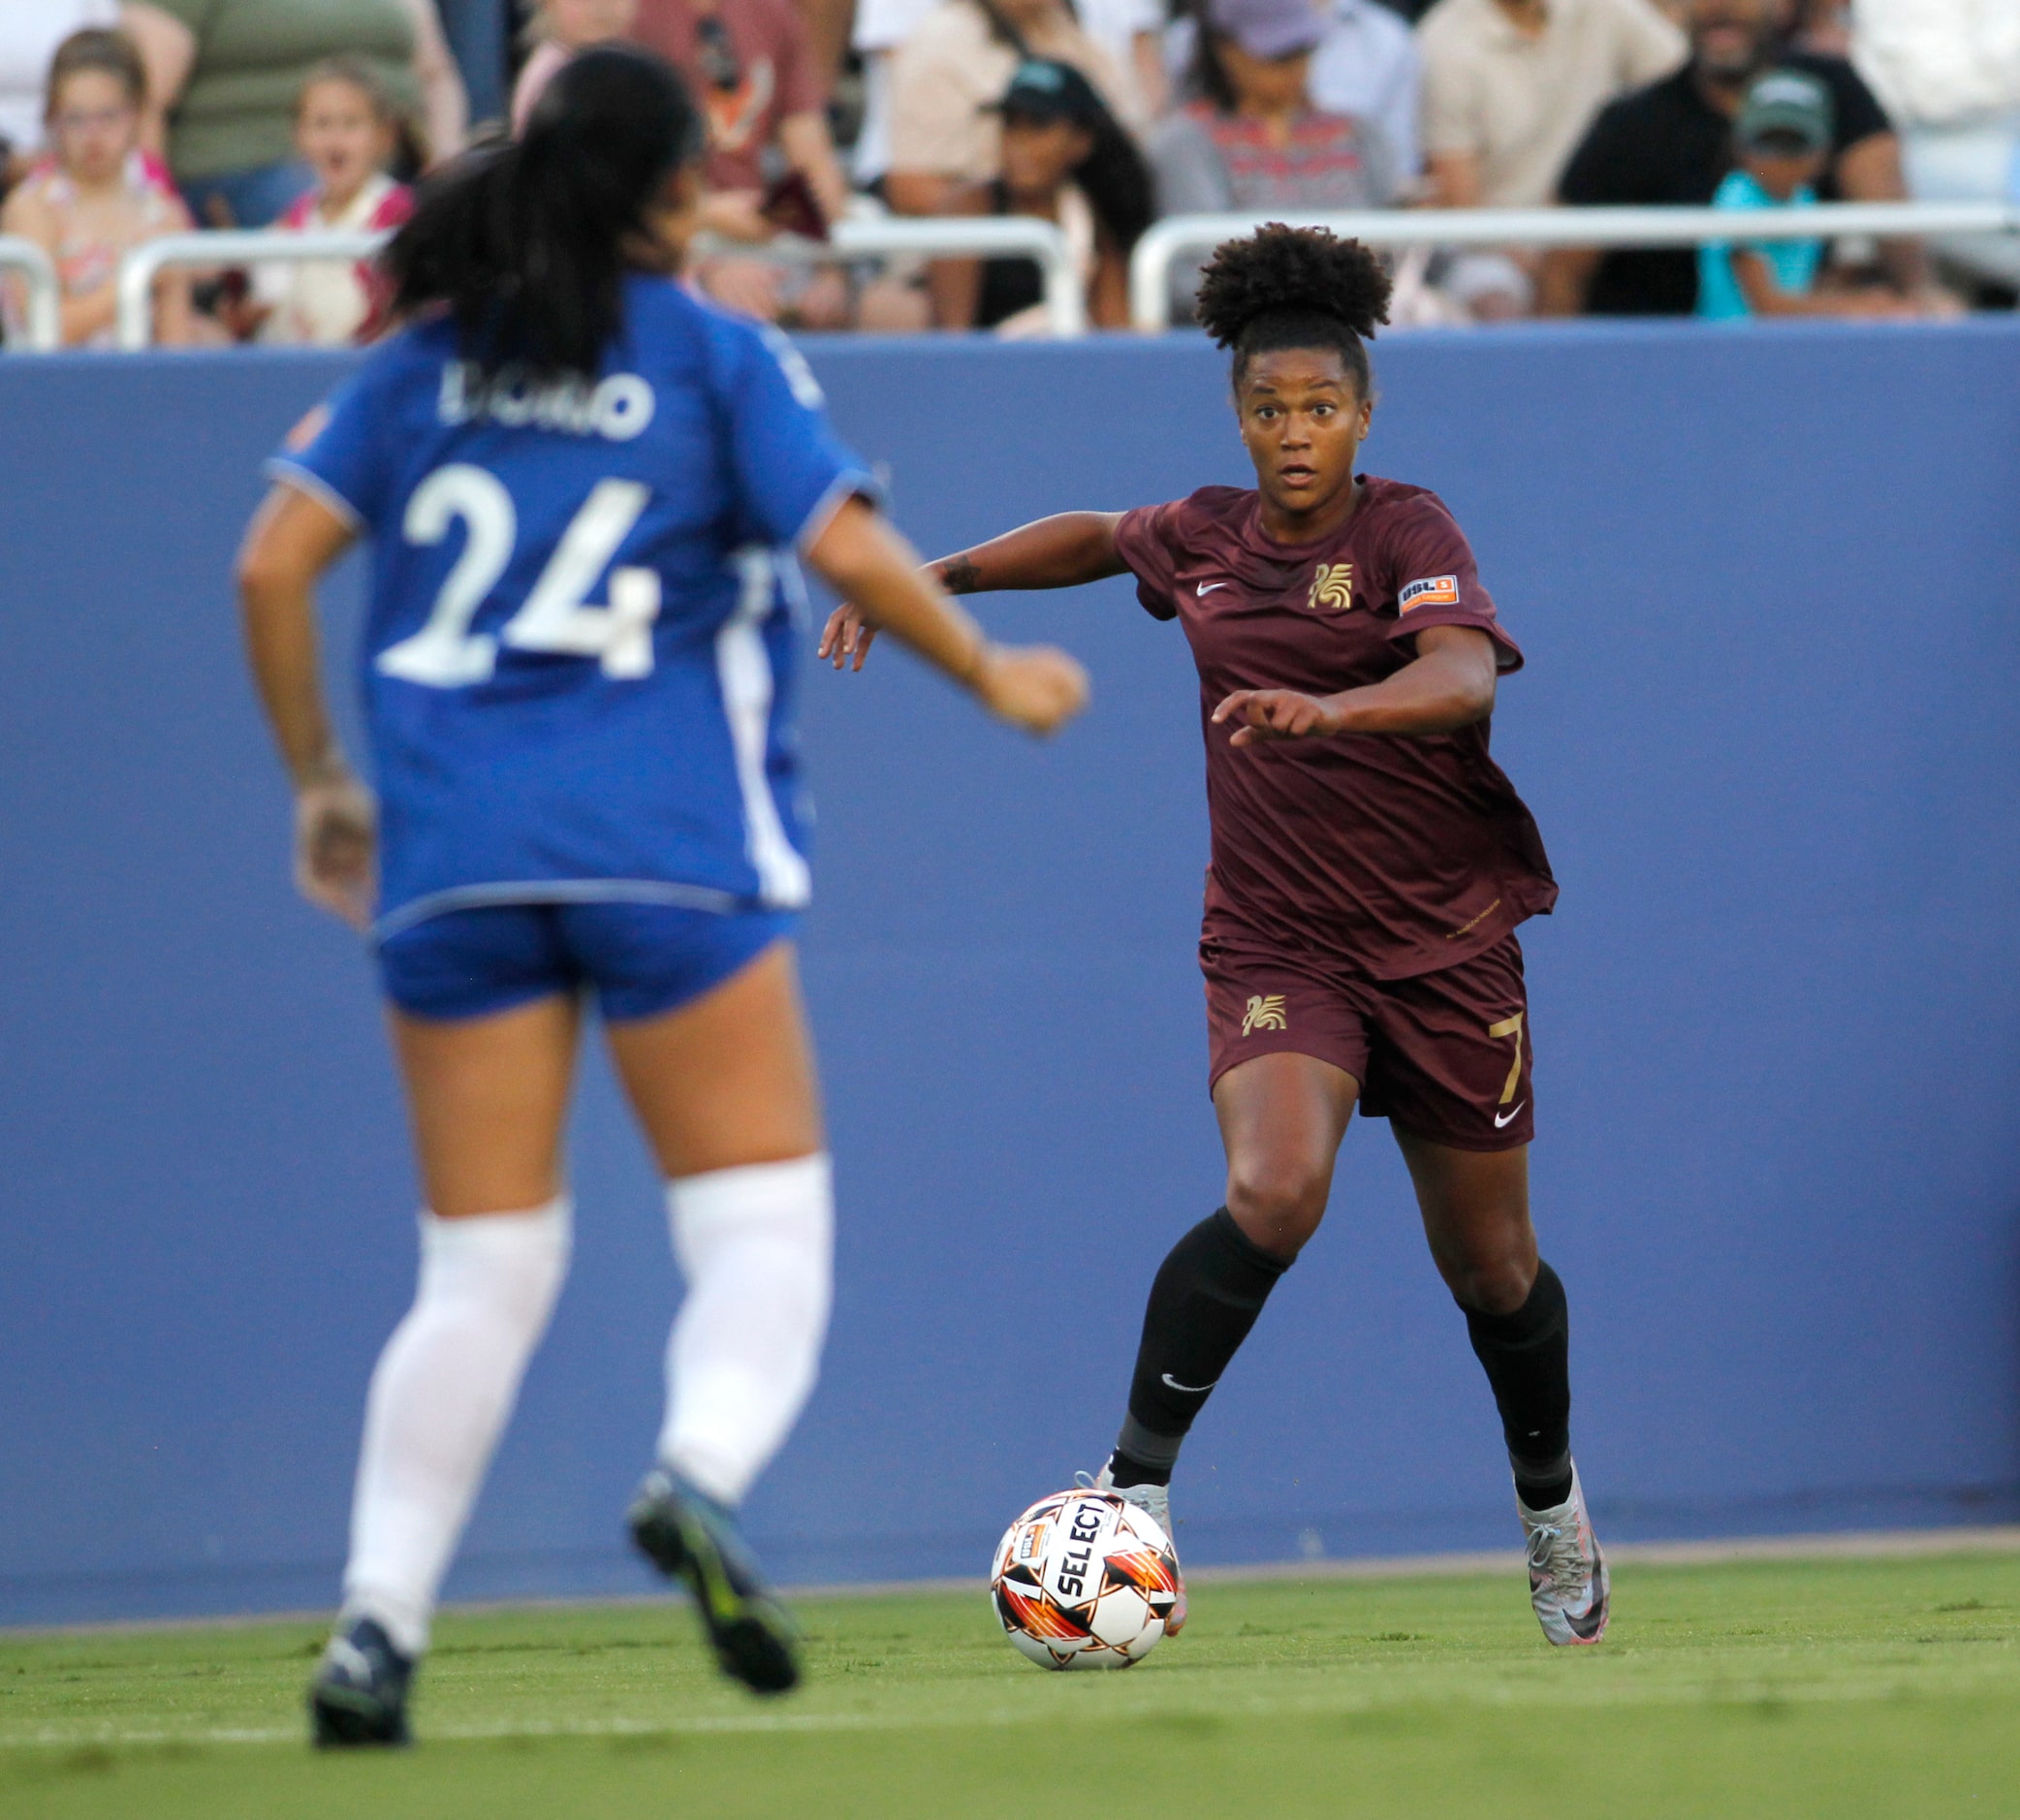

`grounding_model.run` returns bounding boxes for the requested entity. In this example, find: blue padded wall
[1,320,2016,1624]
